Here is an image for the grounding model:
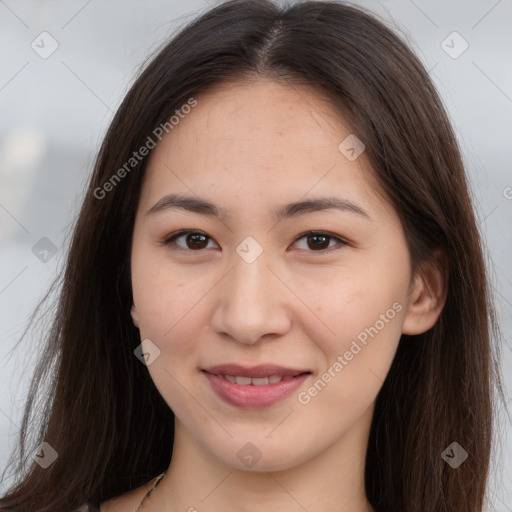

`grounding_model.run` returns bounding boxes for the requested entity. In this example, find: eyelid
[161,229,349,253]
[292,230,350,252]
[161,229,217,252]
